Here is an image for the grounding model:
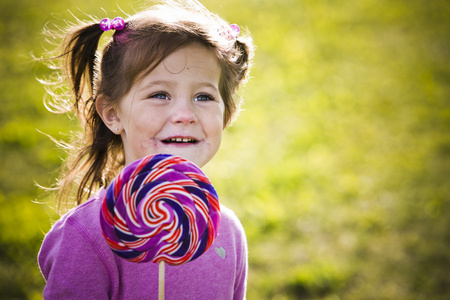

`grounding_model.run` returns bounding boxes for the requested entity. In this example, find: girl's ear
[96,94,122,134]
